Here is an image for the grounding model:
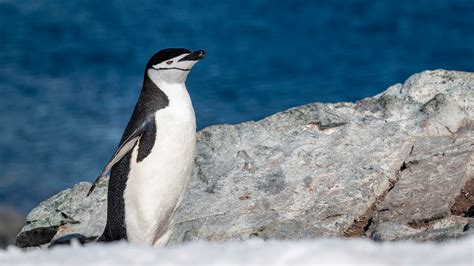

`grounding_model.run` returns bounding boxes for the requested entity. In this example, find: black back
[99,50,180,241]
